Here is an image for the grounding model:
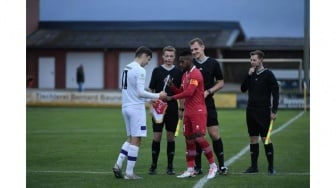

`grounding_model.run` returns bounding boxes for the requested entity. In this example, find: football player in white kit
[113,46,167,180]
